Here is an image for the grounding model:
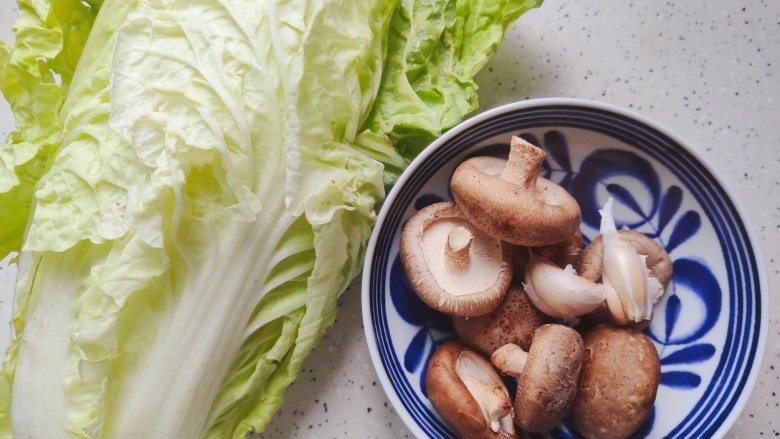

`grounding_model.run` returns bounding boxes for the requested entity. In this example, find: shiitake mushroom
[571,324,661,439]
[412,136,665,439]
